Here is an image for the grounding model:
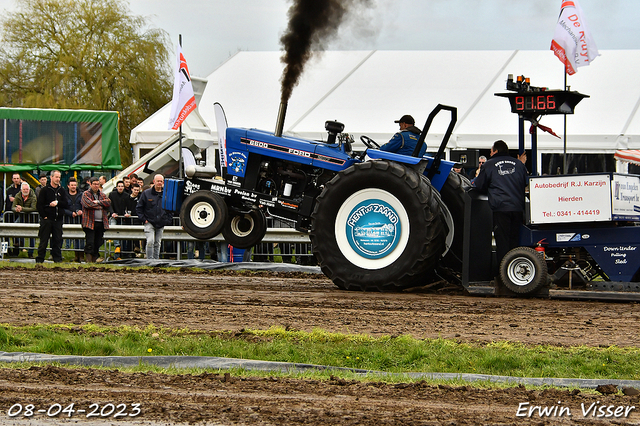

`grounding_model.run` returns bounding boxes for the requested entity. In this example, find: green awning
[0,107,122,172]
